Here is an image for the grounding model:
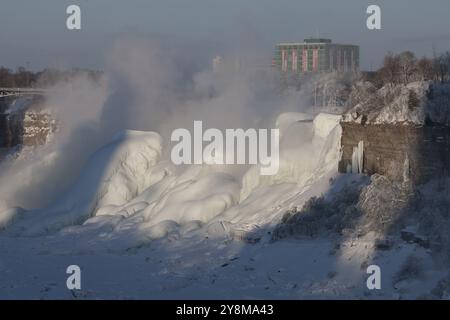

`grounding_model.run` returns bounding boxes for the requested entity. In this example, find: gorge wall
[338,122,450,184]
[0,96,56,152]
